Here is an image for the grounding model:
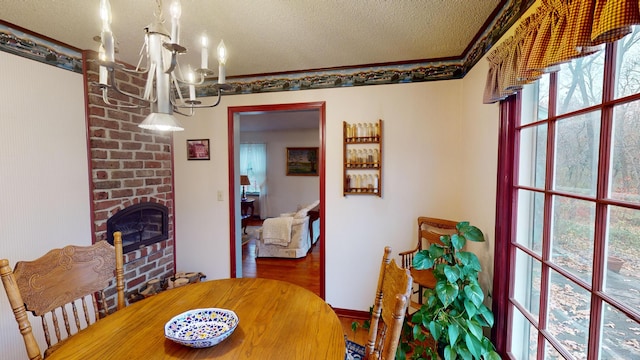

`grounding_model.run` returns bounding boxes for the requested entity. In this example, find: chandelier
[95,0,230,131]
